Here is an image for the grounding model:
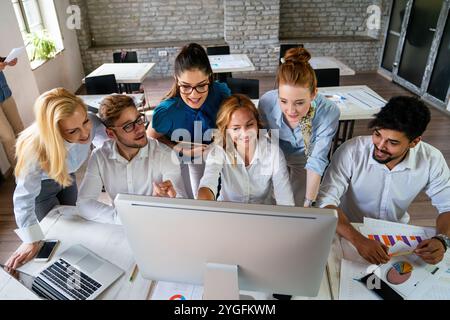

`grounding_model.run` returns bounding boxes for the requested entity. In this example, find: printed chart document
[339,259,380,300]
[4,47,25,63]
